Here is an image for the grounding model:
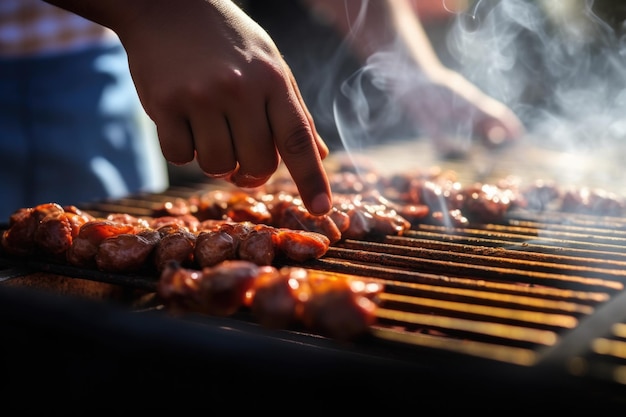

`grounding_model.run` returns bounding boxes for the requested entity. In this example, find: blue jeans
[0,43,168,220]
